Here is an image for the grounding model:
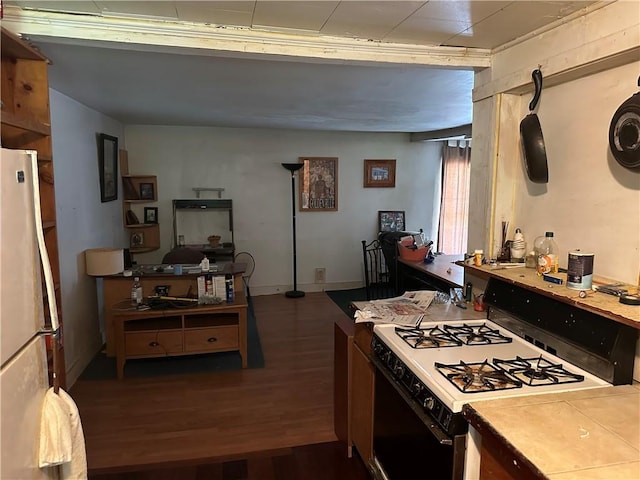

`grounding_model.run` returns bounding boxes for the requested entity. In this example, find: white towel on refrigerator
[39,388,72,468]
[58,388,87,480]
[39,388,87,479]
